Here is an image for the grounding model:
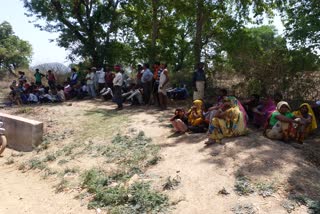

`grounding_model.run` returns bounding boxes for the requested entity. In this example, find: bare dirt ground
[1,100,320,214]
